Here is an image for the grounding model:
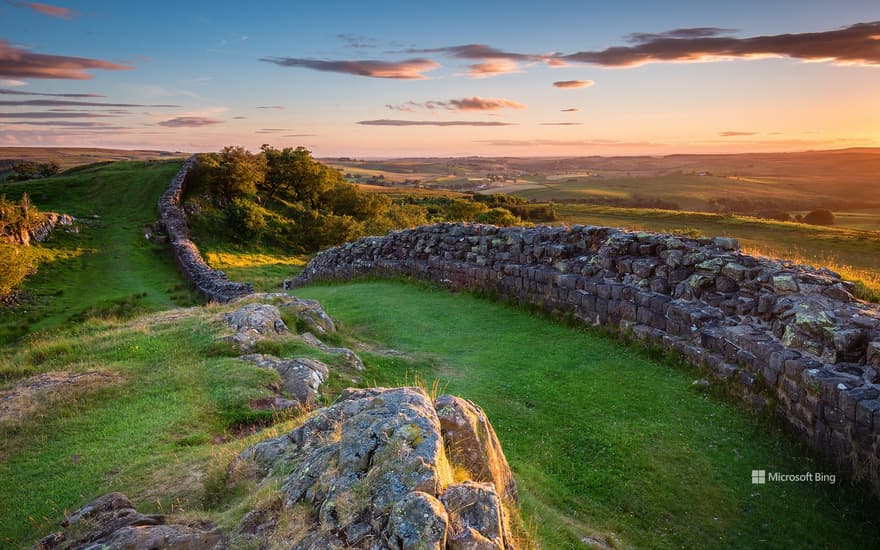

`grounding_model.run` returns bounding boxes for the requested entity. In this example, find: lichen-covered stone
[435,394,518,502]
[232,387,519,548]
[36,492,226,549]
[240,354,328,407]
